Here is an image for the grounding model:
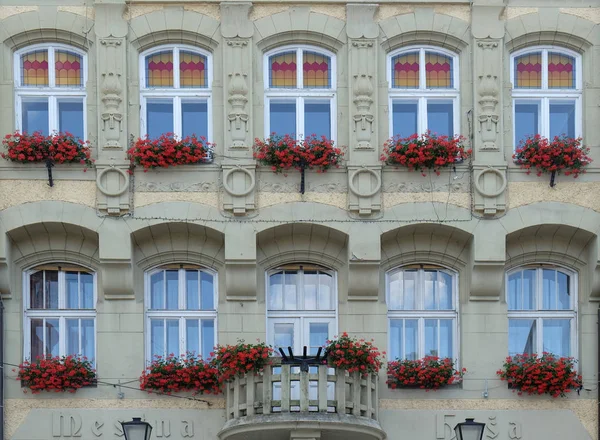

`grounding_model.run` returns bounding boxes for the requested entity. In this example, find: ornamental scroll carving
[476,40,500,151]
[351,41,375,150]
[99,39,124,150]
[226,39,250,150]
